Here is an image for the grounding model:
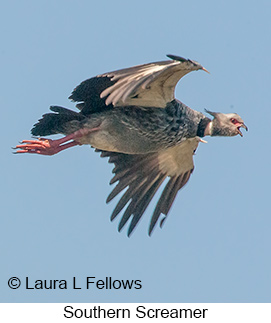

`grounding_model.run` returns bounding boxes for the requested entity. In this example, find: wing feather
[148,171,191,235]
[95,137,201,236]
[99,55,206,108]
[69,55,207,115]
